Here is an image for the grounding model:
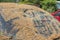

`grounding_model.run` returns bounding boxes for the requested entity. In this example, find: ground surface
[0,3,60,40]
